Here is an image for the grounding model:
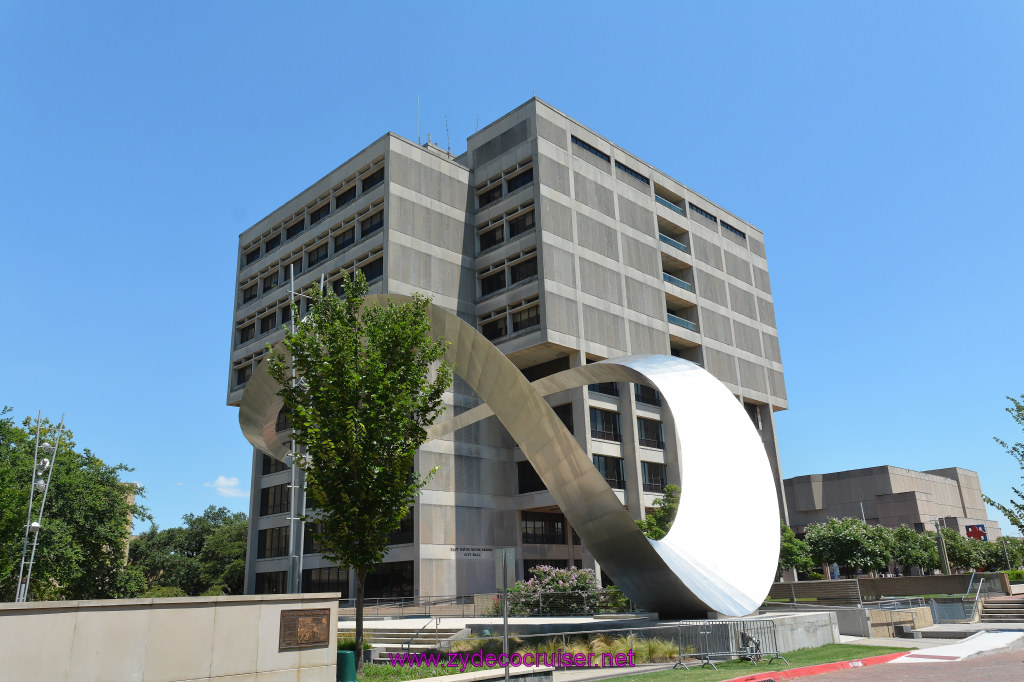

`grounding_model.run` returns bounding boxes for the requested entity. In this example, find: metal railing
[403,617,442,652]
[655,195,686,216]
[663,272,694,291]
[667,313,698,332]
[339,590,637,619]
[659,232,689,252]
